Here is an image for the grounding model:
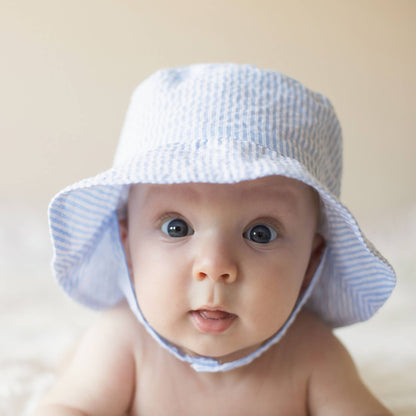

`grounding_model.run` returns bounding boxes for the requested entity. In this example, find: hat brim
[49,141,396,327]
